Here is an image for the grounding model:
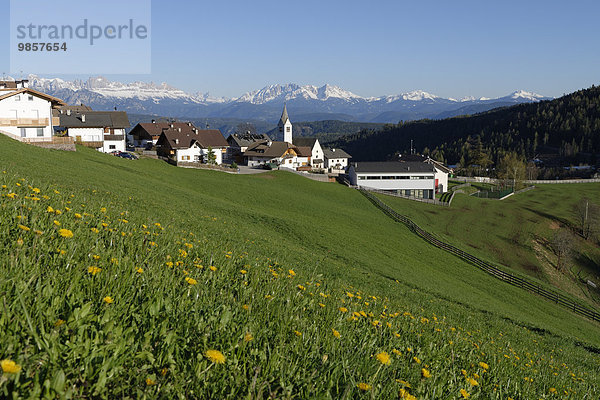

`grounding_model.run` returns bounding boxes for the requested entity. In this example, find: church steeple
[278,103,293,143]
